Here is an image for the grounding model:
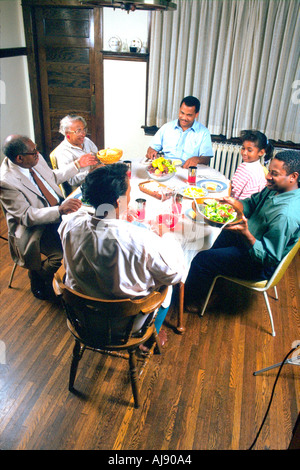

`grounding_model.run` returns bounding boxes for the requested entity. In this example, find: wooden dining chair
[200,238,300,337]
[53,266,168,408]
[1,203,20,288]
